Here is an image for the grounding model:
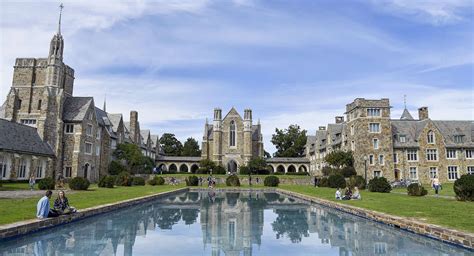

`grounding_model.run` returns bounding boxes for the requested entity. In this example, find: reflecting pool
[0,191,471,255]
